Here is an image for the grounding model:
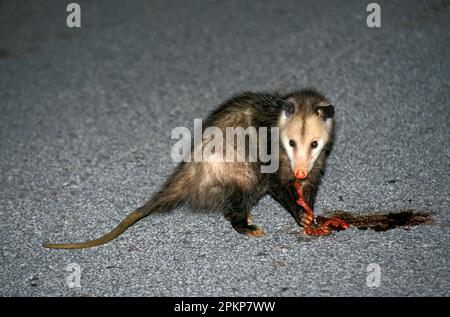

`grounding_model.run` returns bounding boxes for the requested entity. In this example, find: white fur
[281,133,295,170]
